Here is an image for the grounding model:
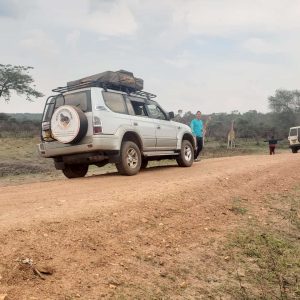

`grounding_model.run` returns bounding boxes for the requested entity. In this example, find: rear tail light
[42,121,50,131]
[93,116,102,135]
[41,122,54,141]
